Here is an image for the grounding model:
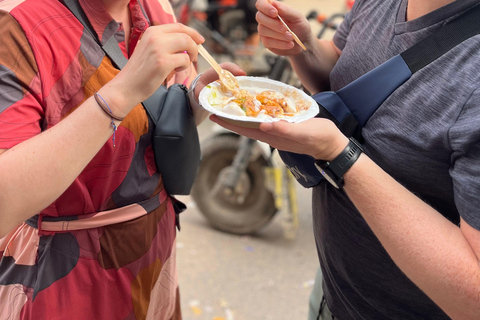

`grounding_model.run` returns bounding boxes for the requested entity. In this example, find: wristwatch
[314,137,364,189]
